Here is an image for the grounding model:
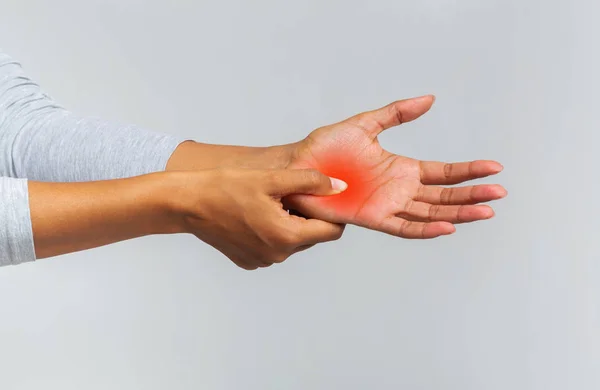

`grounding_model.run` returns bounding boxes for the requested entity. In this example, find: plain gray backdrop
[0,0,597,389]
